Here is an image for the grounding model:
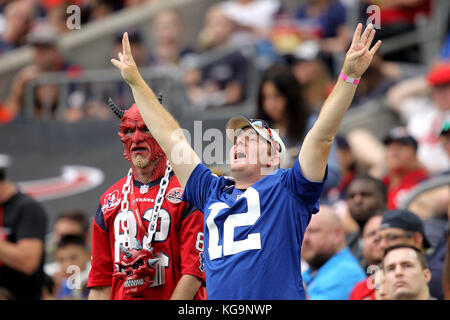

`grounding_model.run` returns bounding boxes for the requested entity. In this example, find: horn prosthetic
[133,239,143,250]
[120,245,132,259]
[108,97,124,119]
